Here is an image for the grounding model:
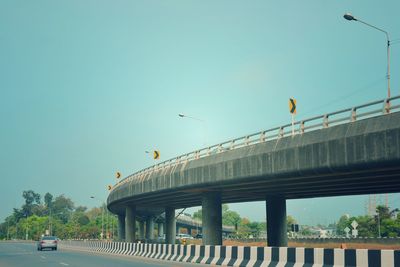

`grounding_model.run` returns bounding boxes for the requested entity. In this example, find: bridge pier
[139,220,145,239]
[158,222,164,237]
[202,192,222,245]
[165,207,176,244]
[145,216,154,240]
[117,214,125,241]
[125,206,136,242]
[266,195,287,247]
